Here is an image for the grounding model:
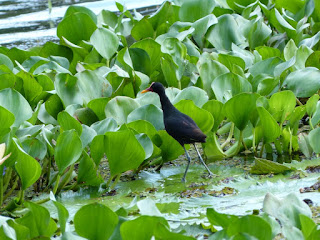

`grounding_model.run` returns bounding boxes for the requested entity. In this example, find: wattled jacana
[141,82,214,182]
